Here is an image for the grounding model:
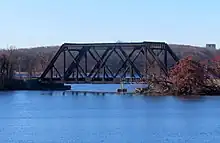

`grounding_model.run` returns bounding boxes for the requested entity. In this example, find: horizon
[9,41,215,50]
[13,41,212,49]
[2,41,215,50]
[0,0,219,49]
